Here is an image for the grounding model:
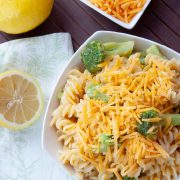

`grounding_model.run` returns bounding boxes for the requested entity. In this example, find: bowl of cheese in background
[80,0,151,29]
